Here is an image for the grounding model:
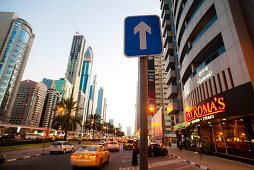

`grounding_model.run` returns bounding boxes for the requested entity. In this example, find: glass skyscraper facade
[96,87,104,117]
[0,12,35,122]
